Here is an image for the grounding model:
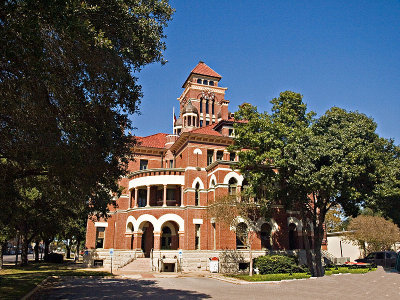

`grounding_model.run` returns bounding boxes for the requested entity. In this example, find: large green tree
[0,0,173,264]
[232,91,399,277]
